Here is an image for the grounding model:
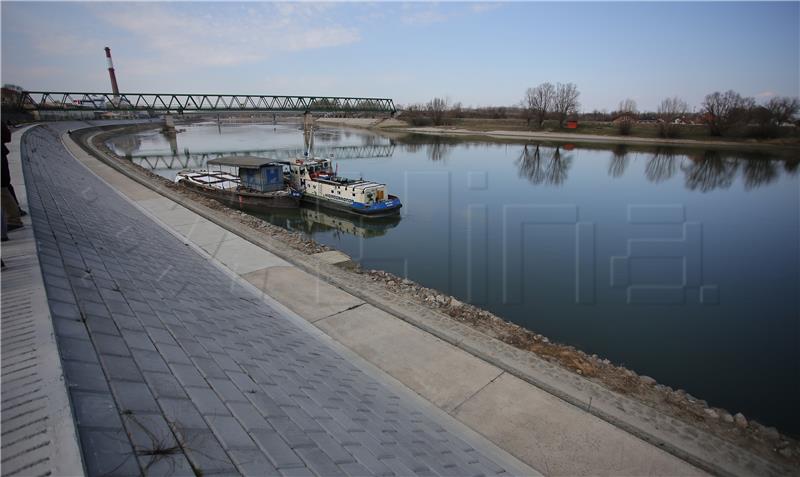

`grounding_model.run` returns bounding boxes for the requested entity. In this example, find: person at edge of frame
[2,121,24,243]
